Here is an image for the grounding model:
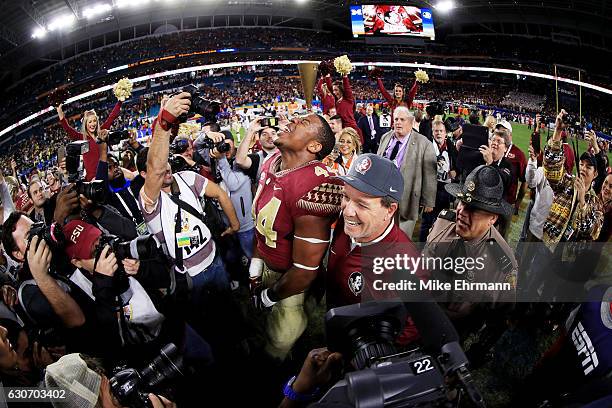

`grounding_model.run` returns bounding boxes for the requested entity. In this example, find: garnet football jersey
[253,152,342,272]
